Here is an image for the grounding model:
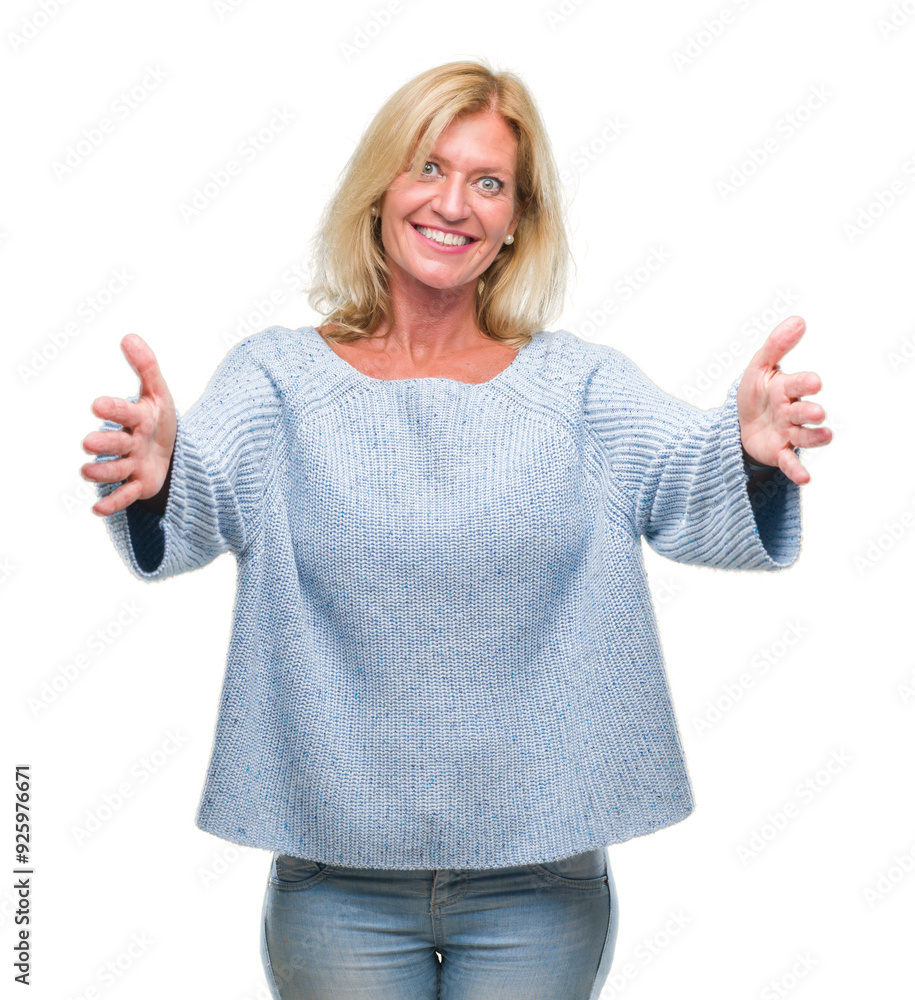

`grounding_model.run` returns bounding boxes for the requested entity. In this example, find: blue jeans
[260,845,618,999]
